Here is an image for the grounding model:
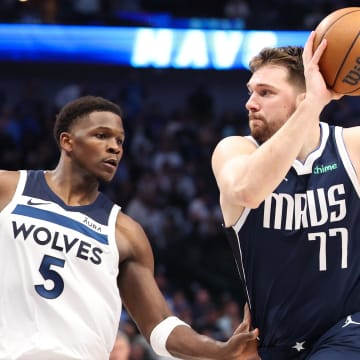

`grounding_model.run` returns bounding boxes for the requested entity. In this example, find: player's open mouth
[102,158,118,169]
